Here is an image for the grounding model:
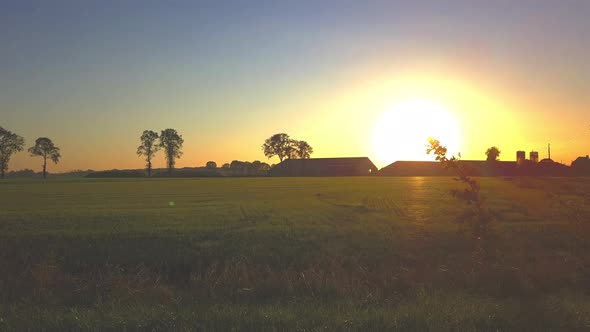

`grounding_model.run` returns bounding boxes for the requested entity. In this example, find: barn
[379,160,523,176]
[270,157,378,176]
[378,160,572,177]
